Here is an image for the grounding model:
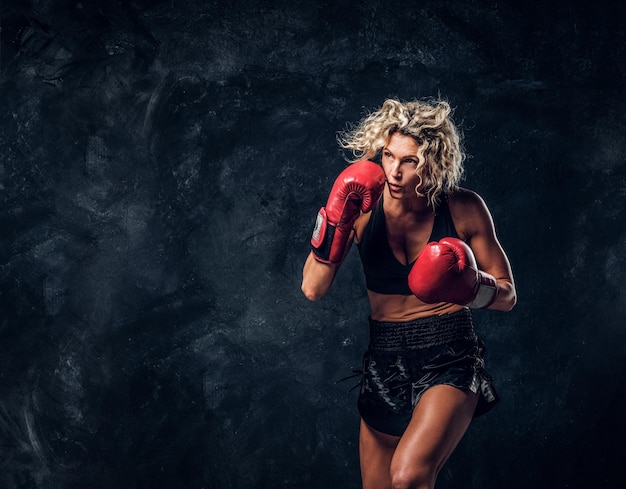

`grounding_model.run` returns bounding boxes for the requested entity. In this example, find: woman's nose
[389,160,401,178]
